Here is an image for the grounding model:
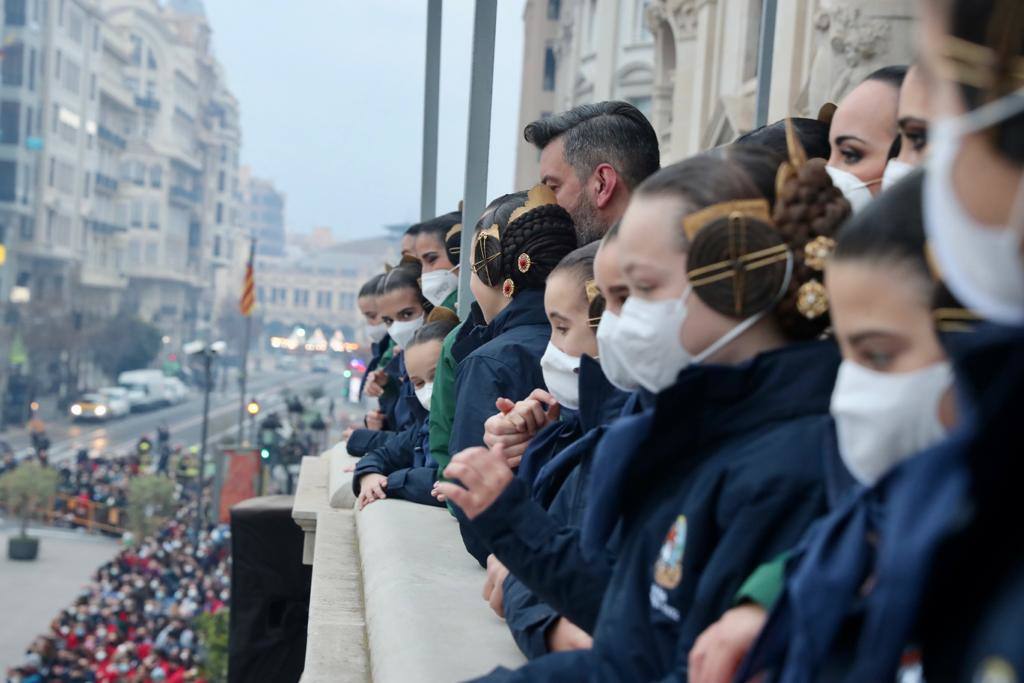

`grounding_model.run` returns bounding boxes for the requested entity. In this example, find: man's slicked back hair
[524,101,660,190]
